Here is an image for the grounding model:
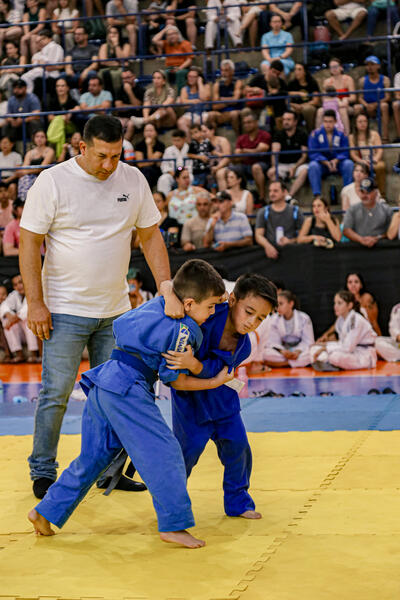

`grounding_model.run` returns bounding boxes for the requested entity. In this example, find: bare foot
[28,509,55,536]
[159,530,205,548]
[240,510,262,519]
